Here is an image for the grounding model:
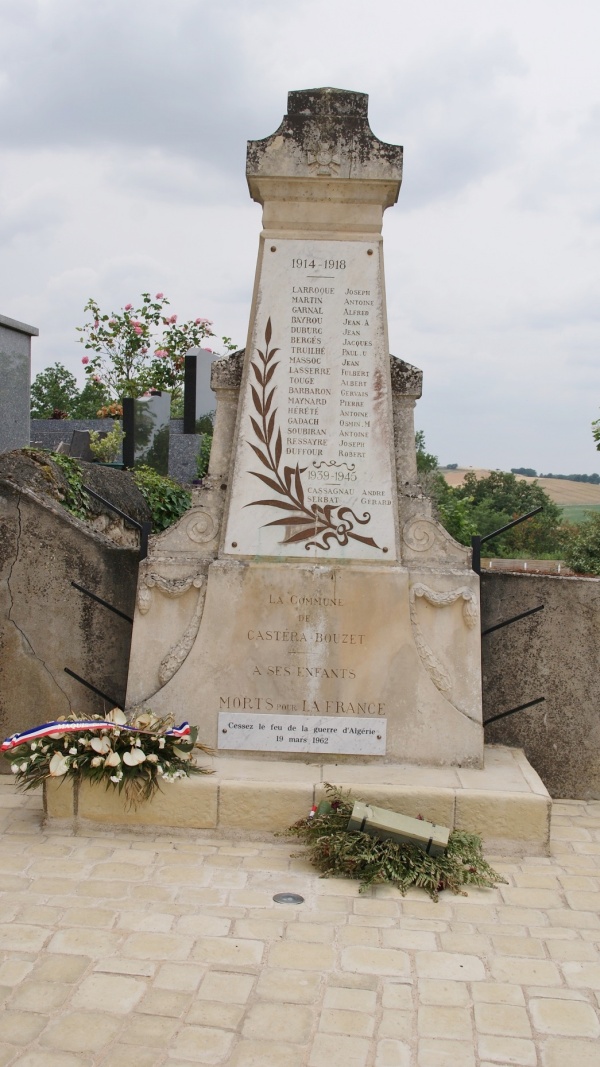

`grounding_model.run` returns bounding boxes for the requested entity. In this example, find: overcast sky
[1,0,599,473]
